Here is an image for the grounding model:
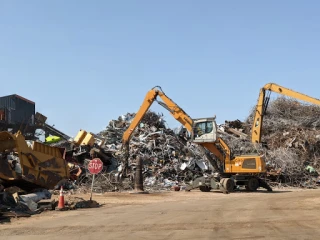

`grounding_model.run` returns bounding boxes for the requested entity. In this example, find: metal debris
[65,100,320,192]
[224,97,320,188]
[61,111,214,193]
